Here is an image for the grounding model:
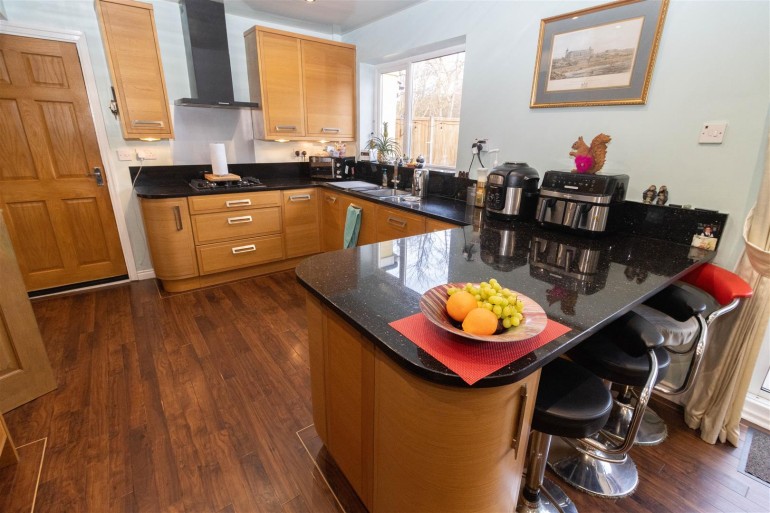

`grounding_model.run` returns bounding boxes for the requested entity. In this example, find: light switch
[116,148,133,161]
[698,122,727,144]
